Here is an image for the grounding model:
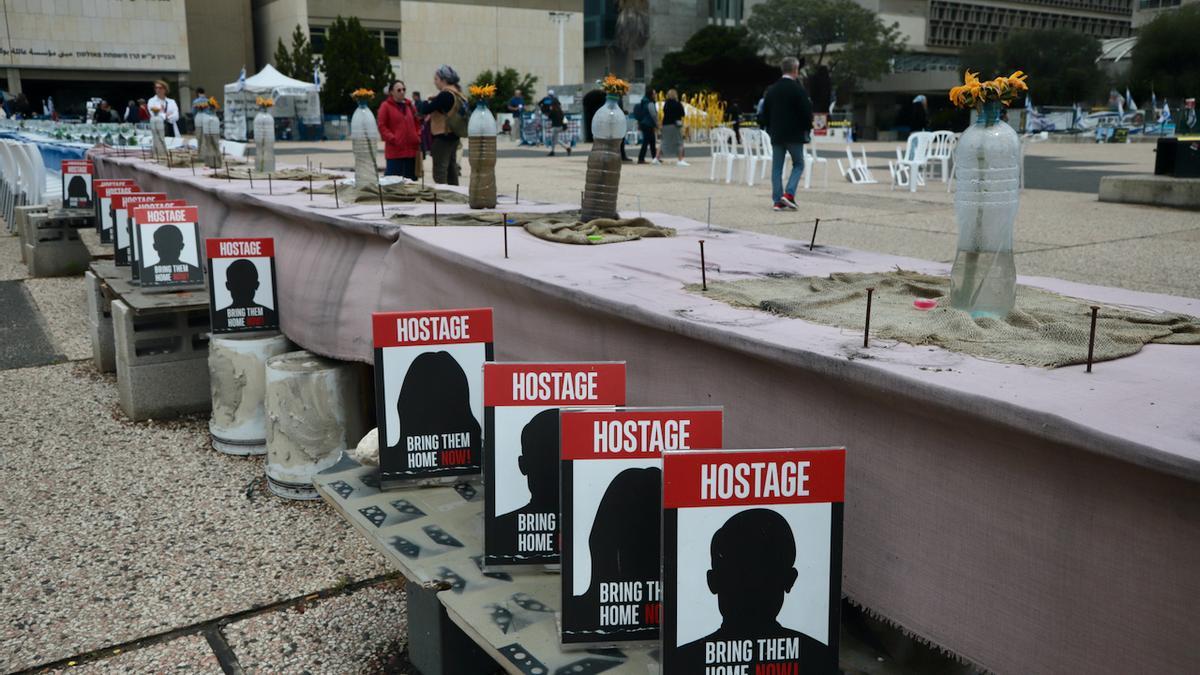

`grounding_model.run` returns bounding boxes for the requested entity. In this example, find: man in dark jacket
[758,57,813,211]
